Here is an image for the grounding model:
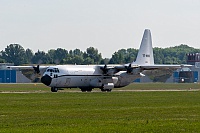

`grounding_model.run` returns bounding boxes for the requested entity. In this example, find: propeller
[125,63,133,73]
[33,65,40,74]
[100,64,108,74]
